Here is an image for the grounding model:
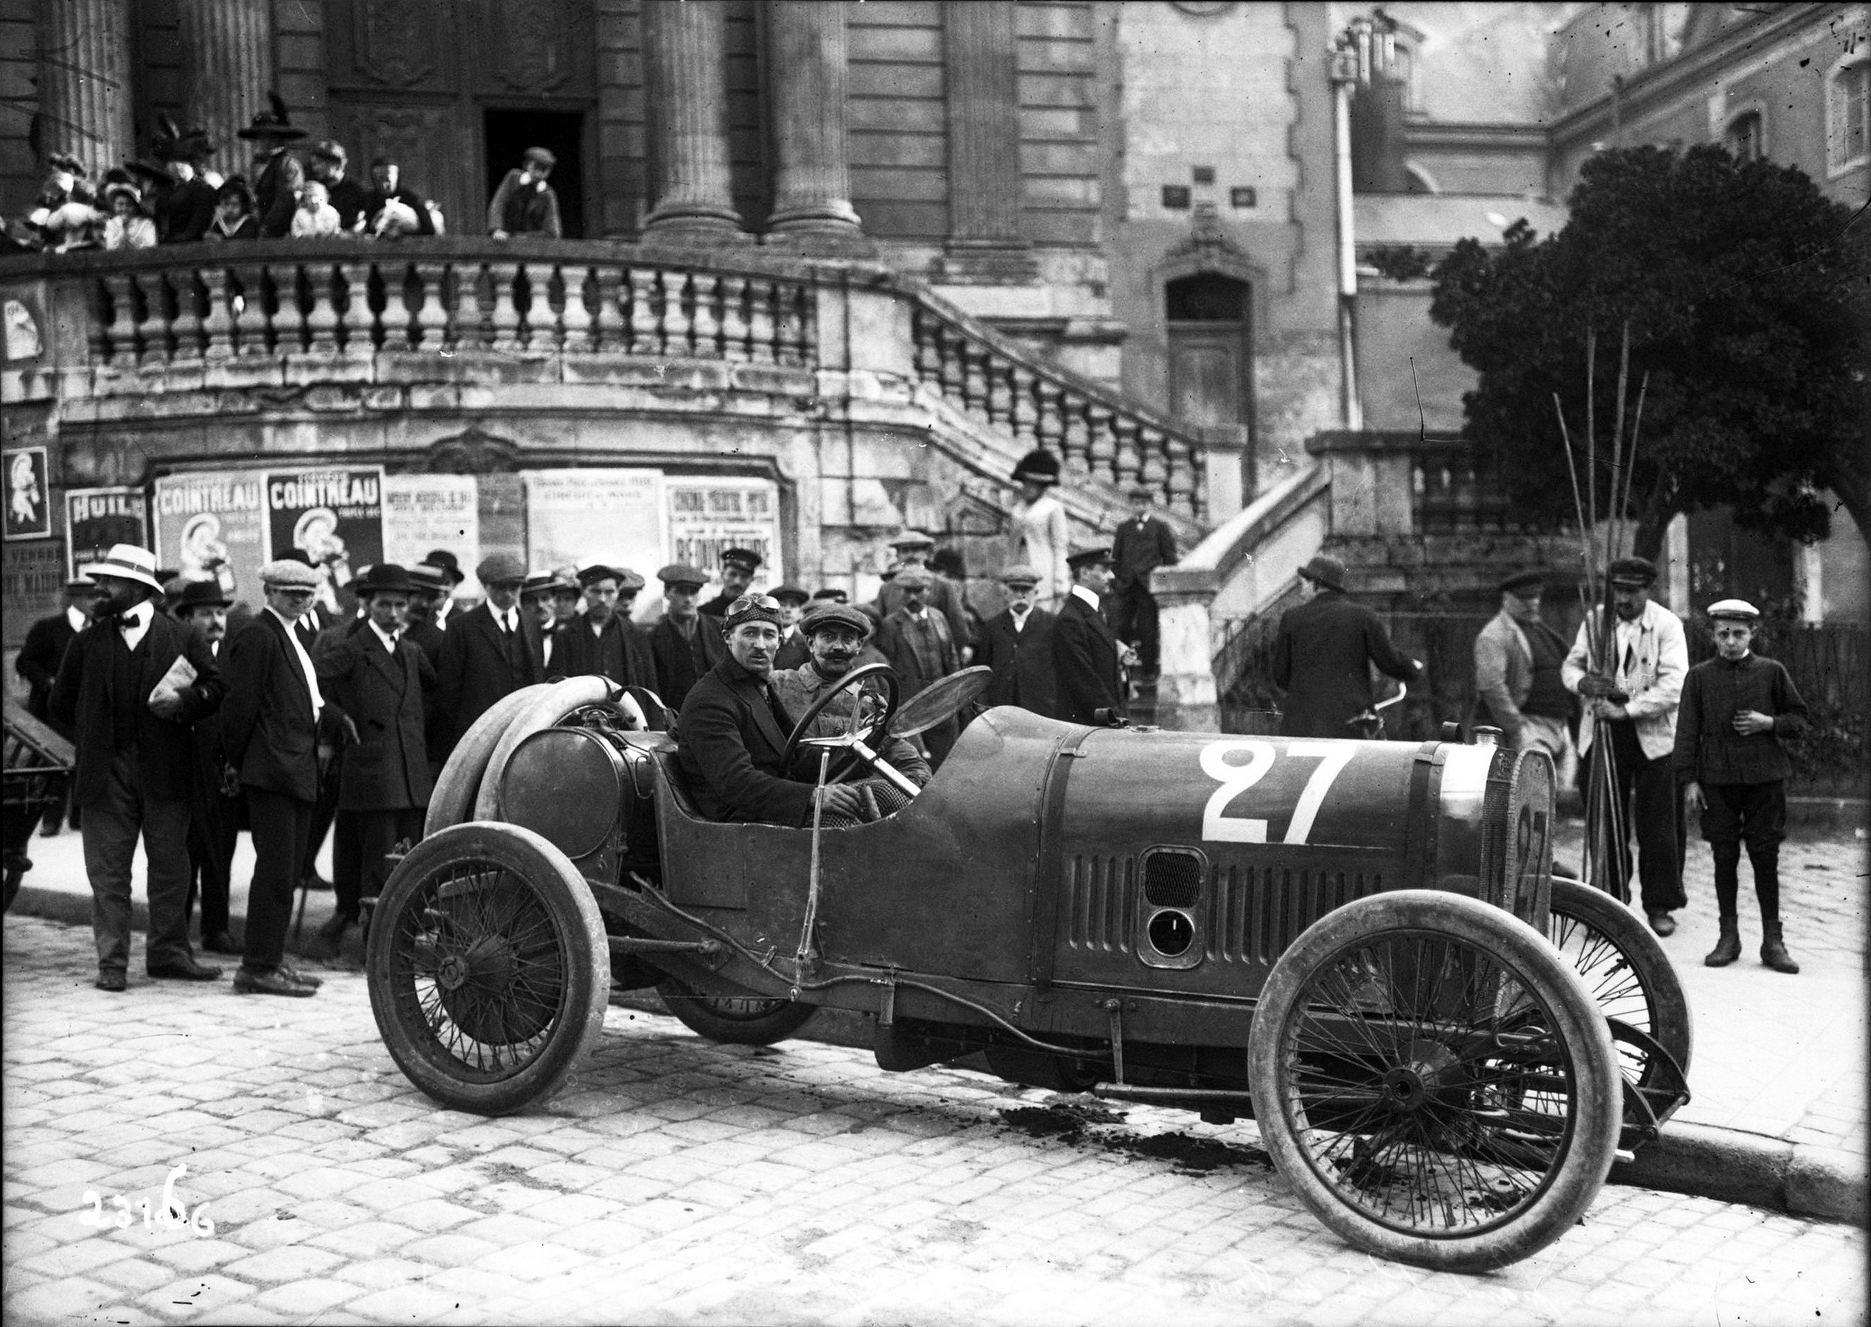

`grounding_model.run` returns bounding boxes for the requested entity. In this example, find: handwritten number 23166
[80,1164,214,1236]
